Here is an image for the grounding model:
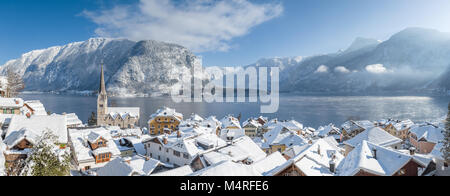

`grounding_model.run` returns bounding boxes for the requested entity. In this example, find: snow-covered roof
[392,119,414,131]
[148,107,182,122]
[3,127,39,149]
[337,141,423,176]
[151,165,194,176]
[23,100,47,115]
[262,125,308,148]
[64,113,82,126]
[242,119,262,128]
[269,139,344,176]
[282,120,304,131]
[219,128,246,141]
[150,130,227,158]
[317,124,341,137]
[253,151,287,176]
[68,127,121,163]
[189,113,204,122]
[344,127,402,148]
[0,114,13,125]
[220,115,241,129]
[97,156,161,176]
[341,120,374,133]
[6,114,68,144]
[189,160,261,176]
[216,136,267,163]
[0,98,24,108]
[107,107,140,119]
[409,125,444,144]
